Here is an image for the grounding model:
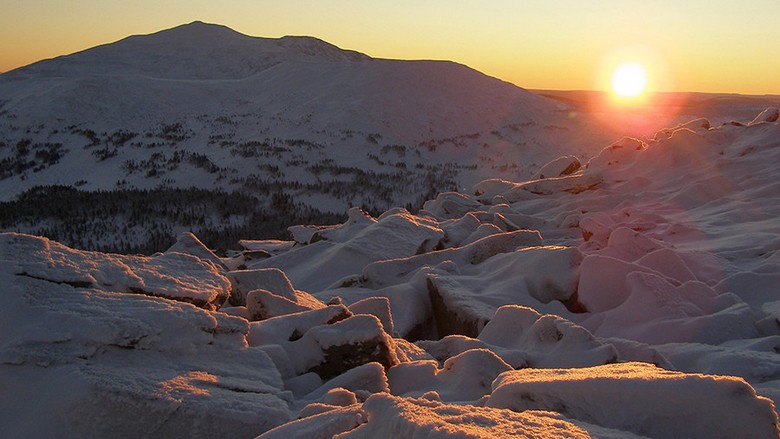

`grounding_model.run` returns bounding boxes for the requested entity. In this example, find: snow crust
[1,232,230,310]
[0,266,291,438]
[487,362,779,438]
